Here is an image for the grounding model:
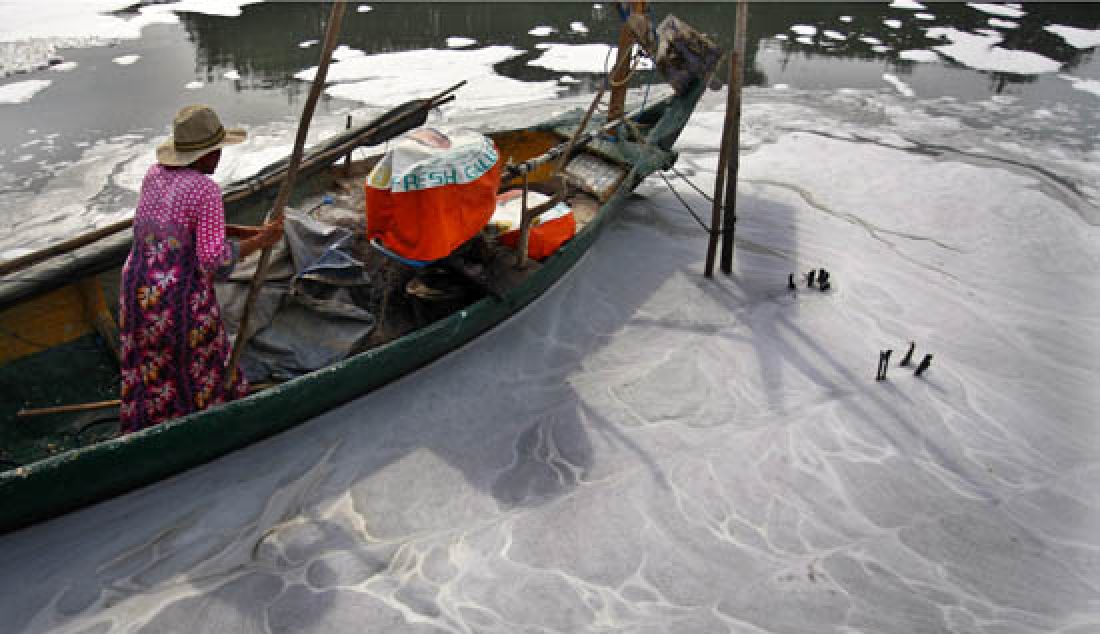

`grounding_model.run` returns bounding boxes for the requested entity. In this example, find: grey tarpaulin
[217,211,375,382]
